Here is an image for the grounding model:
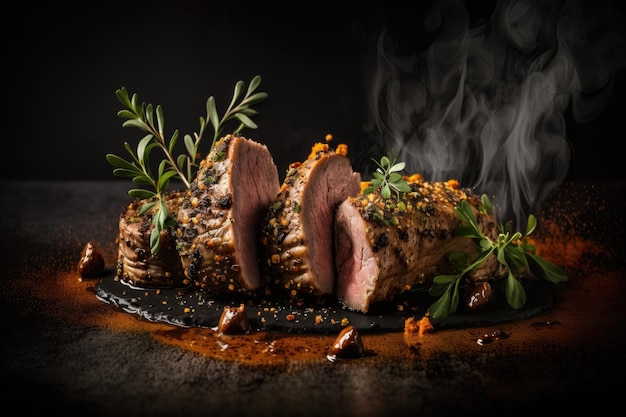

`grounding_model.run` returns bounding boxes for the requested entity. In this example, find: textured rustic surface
[1,180,624,416]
